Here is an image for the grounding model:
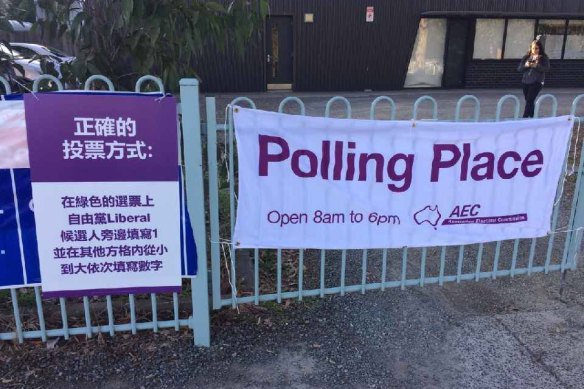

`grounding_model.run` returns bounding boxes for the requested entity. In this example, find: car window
[0,45,24,59]
[12,46,36,59]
